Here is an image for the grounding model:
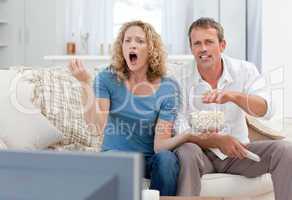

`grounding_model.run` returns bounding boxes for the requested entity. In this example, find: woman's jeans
[144,150,180,196]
